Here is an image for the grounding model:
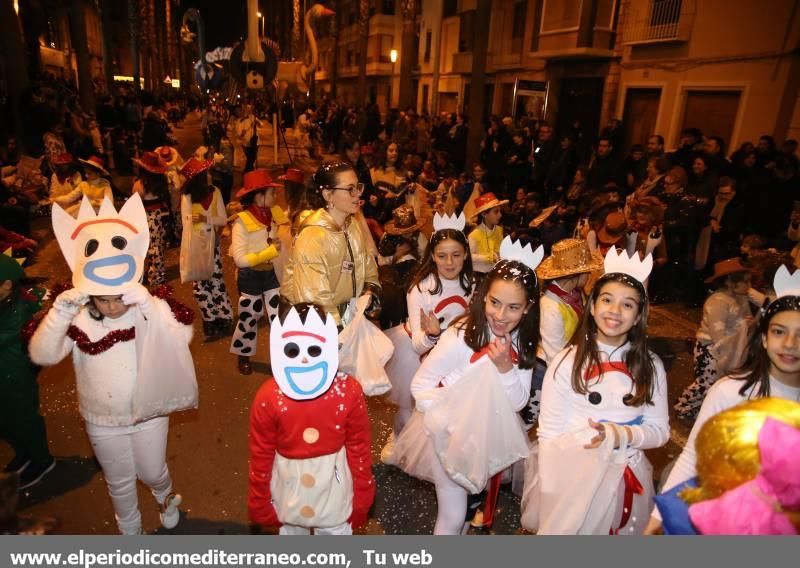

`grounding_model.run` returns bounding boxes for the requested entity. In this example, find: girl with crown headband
[381,213,474,457]
[646,265,800,534]
[521,248,670,535]
[28,195,198,534]
[387,237,542,534]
